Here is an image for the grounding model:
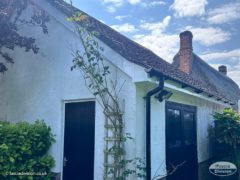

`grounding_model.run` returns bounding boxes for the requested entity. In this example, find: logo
[209,161,237,177]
